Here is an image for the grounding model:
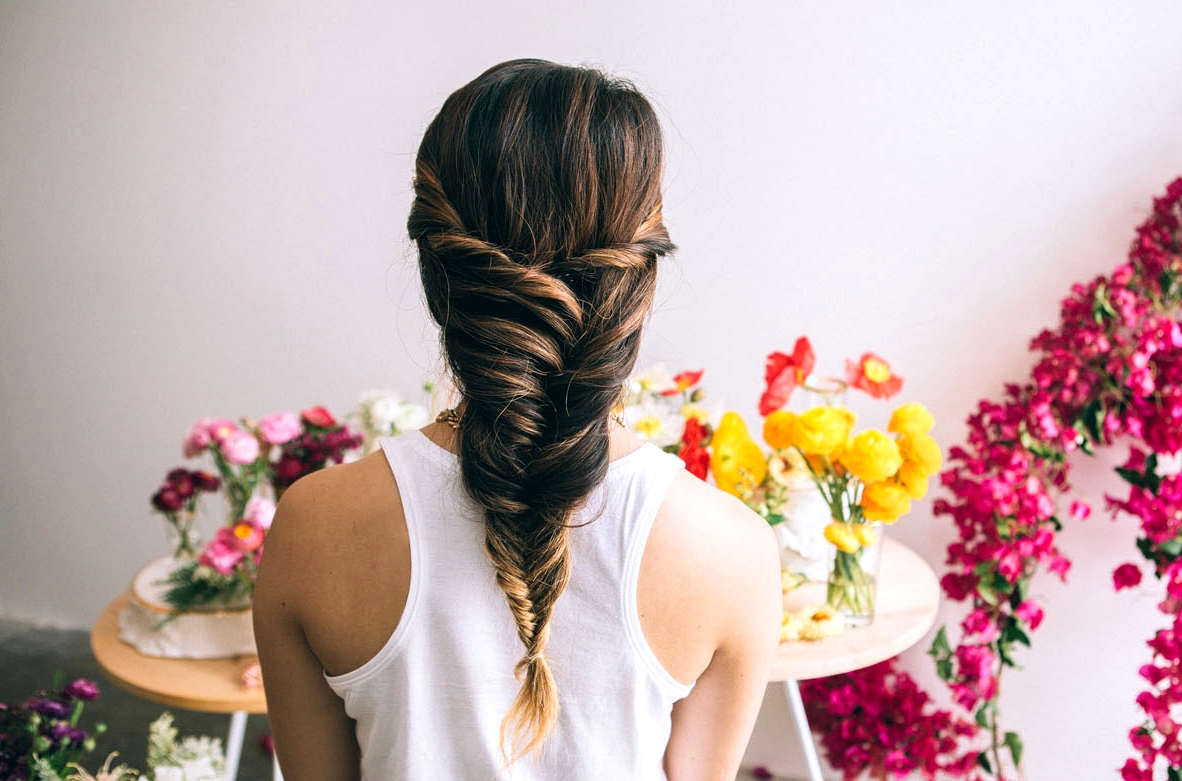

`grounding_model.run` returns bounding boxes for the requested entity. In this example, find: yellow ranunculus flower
[897,432,943,476]
[797,604,846,640]
[681,403,709,423]
[781,611,804,642]
[791,406,856,455]
[896,461,929,500]
[710,411,767,498]
[851,522,878,547]
[860,481,912,523]
[824,521,860,553]
[838,429,903,484]
[763,410,796,450]
[888,402,935,436]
